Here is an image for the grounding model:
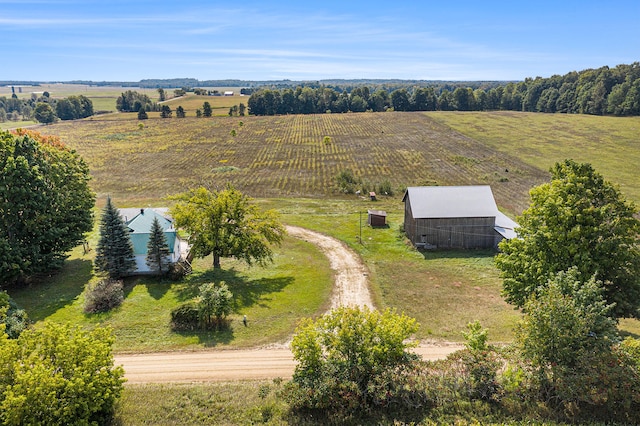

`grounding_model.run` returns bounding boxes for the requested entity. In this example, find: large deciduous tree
[0,130,94,285]
[94,197,136,279]
[170,186,285,269]
[497,159,640,318]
